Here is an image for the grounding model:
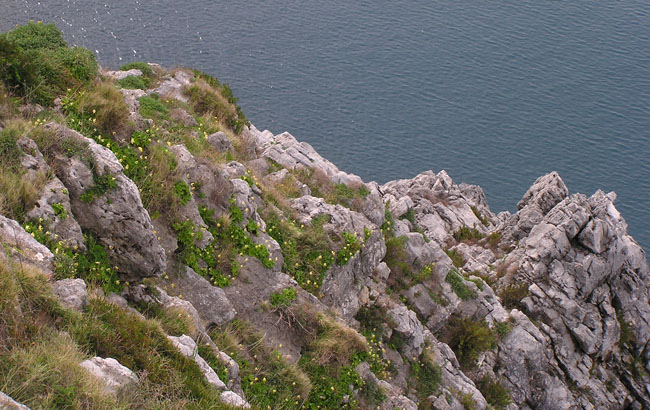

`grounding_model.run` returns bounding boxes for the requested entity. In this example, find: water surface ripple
[1,0,649,252]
